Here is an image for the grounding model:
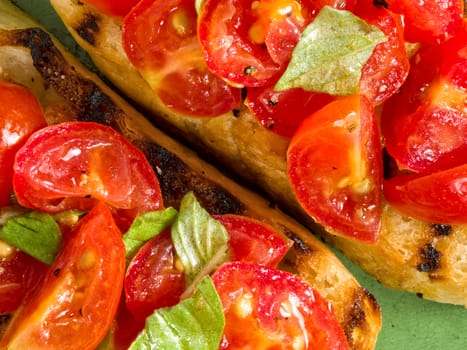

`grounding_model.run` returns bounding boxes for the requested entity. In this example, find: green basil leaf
[0,211,62,265]
[171,192,230,289]
[274,6,386,95]
[129,276,224,350]
[123,207,178,260]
